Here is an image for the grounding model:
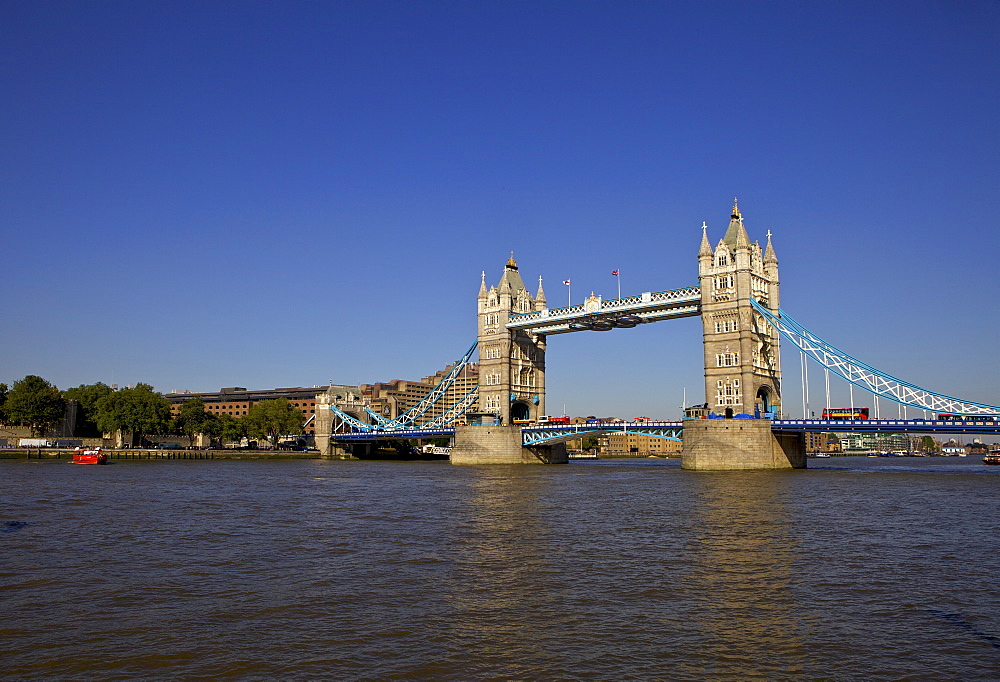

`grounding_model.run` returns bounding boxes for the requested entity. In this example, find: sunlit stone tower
[684,200,802,470]
[476,255,547,424]
[697,199,783,416]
